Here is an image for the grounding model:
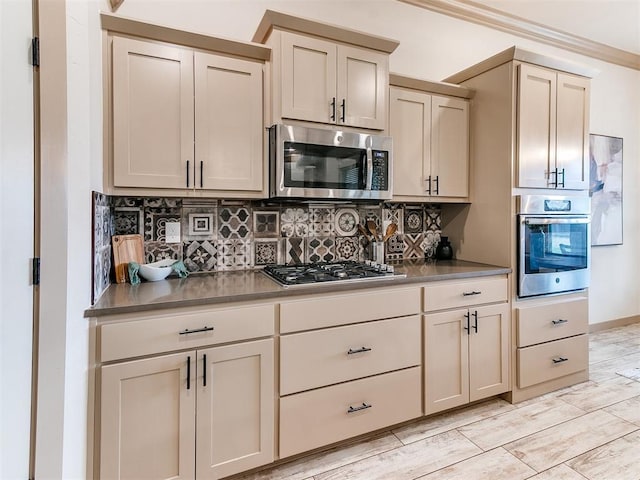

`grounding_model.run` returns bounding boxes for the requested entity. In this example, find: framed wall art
[589,134,623,246]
